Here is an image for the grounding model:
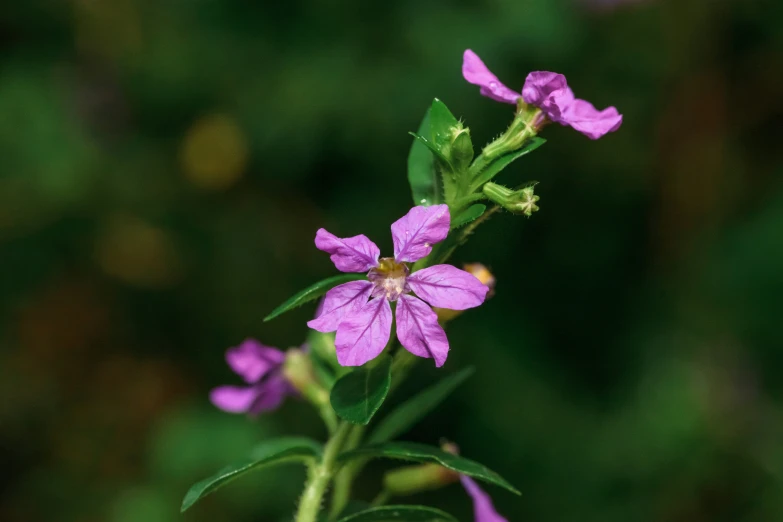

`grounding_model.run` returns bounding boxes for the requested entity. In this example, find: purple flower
[462,49,623,139]
[308,205,490,367]
[460,476,509,522]
[210,339,295,415]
